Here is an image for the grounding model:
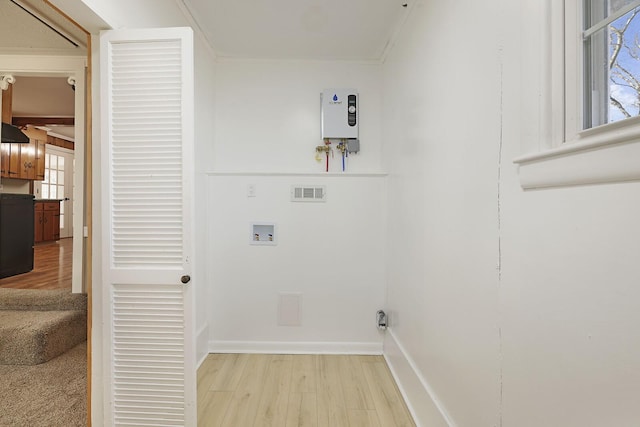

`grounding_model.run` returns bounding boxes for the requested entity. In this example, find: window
[513,0,640,189]
[583,0,640,129]
[41,152,65,230]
